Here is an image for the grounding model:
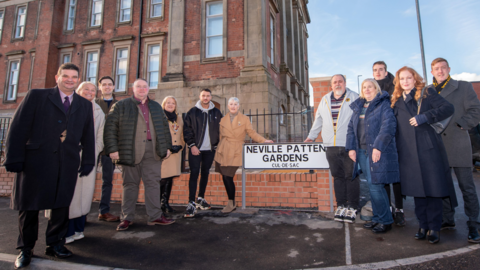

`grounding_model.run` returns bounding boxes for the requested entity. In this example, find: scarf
[229,112,238,123]
[164,110,177,123]
[433,75,451,94]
